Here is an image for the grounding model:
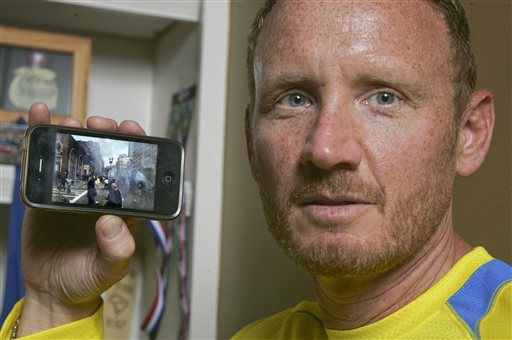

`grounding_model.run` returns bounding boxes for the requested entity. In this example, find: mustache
[289,172,386,210]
